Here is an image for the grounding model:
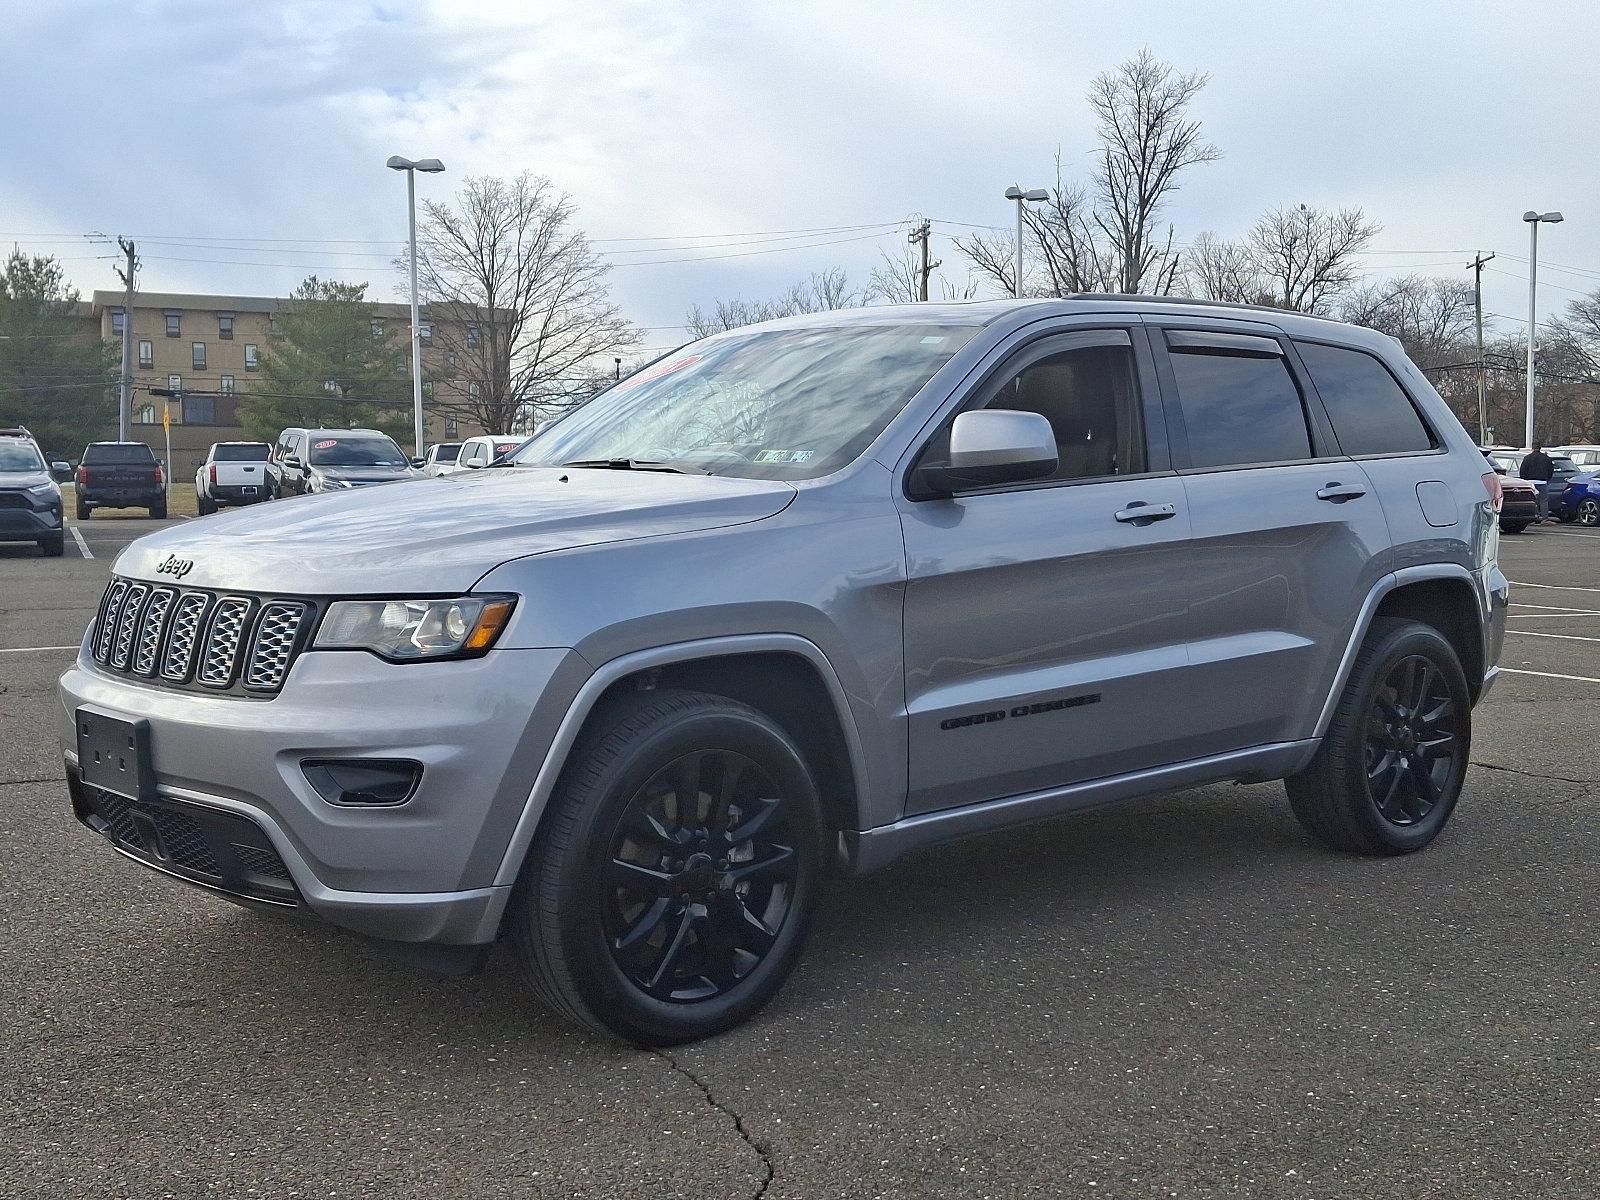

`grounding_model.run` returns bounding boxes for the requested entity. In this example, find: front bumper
[83,489,163,507]
[0,502,62,539]
[58,642,584,944]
